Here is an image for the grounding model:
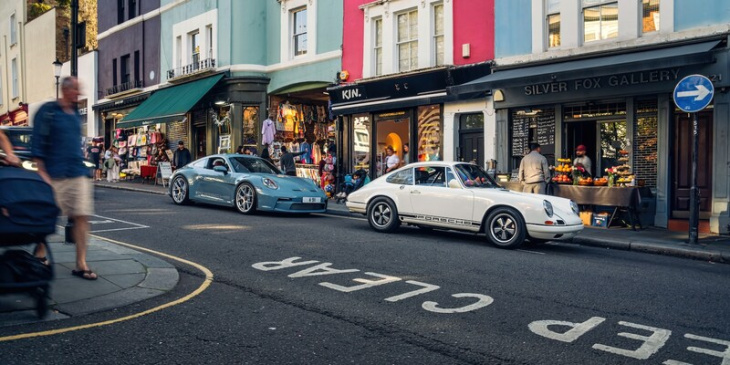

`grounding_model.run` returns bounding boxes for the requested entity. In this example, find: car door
[409,166,475,226]
[196,158,230,203]
[383,168,415,215]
